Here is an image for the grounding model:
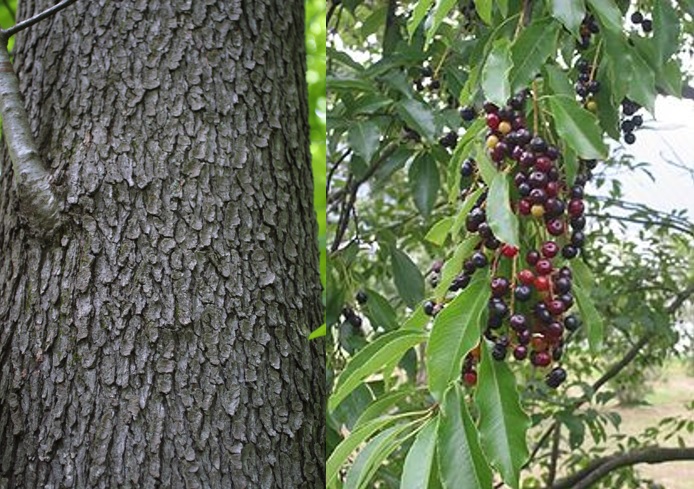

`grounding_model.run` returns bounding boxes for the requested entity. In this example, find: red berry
[547,300,565,315]
[534,275,550,291]
[568,199,585,217]
[541,241,559,258]
[531,335,549,352]
[463,371,478,385]
[546,181,560,197]
[486,113,501,130]
[535,259,553,275]
[518,269,535,285]
[518,199,532,215]
[535,156,553,172]
[532,350,552,367]
[501,244,519,258]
